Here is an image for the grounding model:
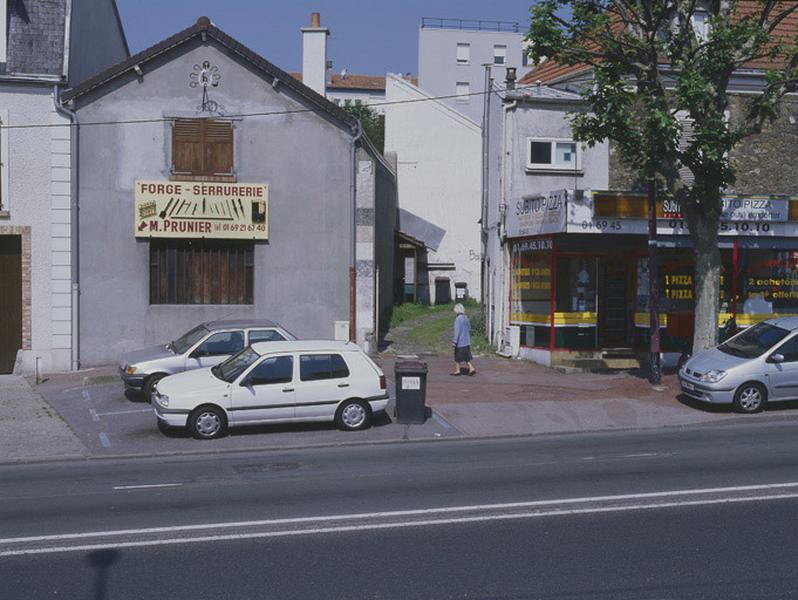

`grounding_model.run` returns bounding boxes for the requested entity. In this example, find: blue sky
[116,1,537,76]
